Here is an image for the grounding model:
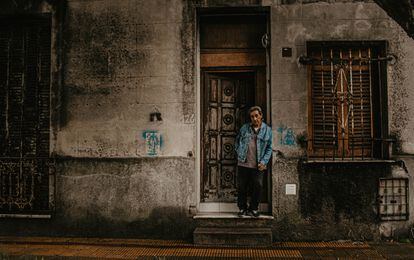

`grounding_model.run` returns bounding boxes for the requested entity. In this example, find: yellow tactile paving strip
[277,241,370,248]
[0,236,192,247]
[0,244,303,258]
[0,237,386,259]
[0,236,370,248]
